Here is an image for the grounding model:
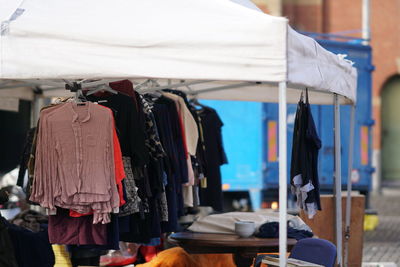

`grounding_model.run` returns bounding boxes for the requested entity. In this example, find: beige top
[162,92,198,155]
[30,102,120,220]
[162,93,198,207]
